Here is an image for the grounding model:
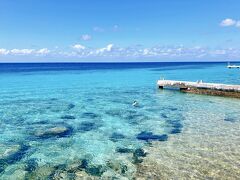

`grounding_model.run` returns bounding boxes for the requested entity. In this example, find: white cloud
[10,49,34,55]
[81,34,91,41]
[143,49,149,55]
[220,18,236,26]
[68,44,240,60]
[36,48,50,55]
[220,18,240,29]
[105,44,114,51]
[96,44,114,54]
[0,48,50,56]
[1,45,240,60]
[72,44,86,50]
[0,49,9,55]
